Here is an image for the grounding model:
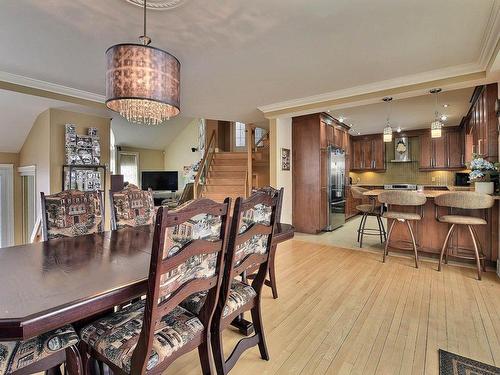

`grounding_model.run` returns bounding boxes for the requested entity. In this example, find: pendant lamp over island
[430,88,443,138]
[382,97,393,143]
[105,0,180,125]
